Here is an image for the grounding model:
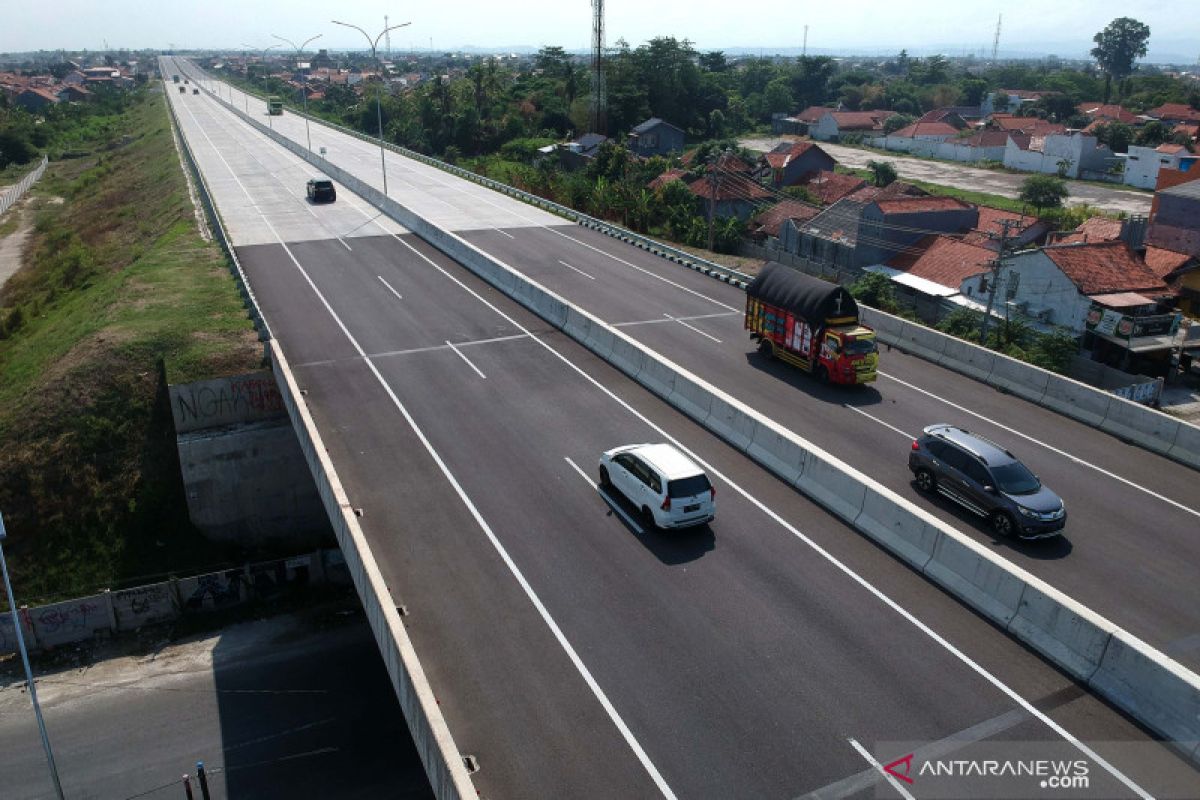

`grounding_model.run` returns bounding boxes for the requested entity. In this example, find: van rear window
[668,475,711,498]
